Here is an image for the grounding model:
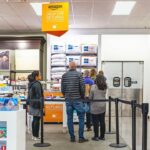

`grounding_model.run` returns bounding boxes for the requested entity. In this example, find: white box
[66,56,81,66]
[51,45,65,54]
[81,56,97,66]
[0,109,26,150]
[82,45,97,54]
[66,45,81,54]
